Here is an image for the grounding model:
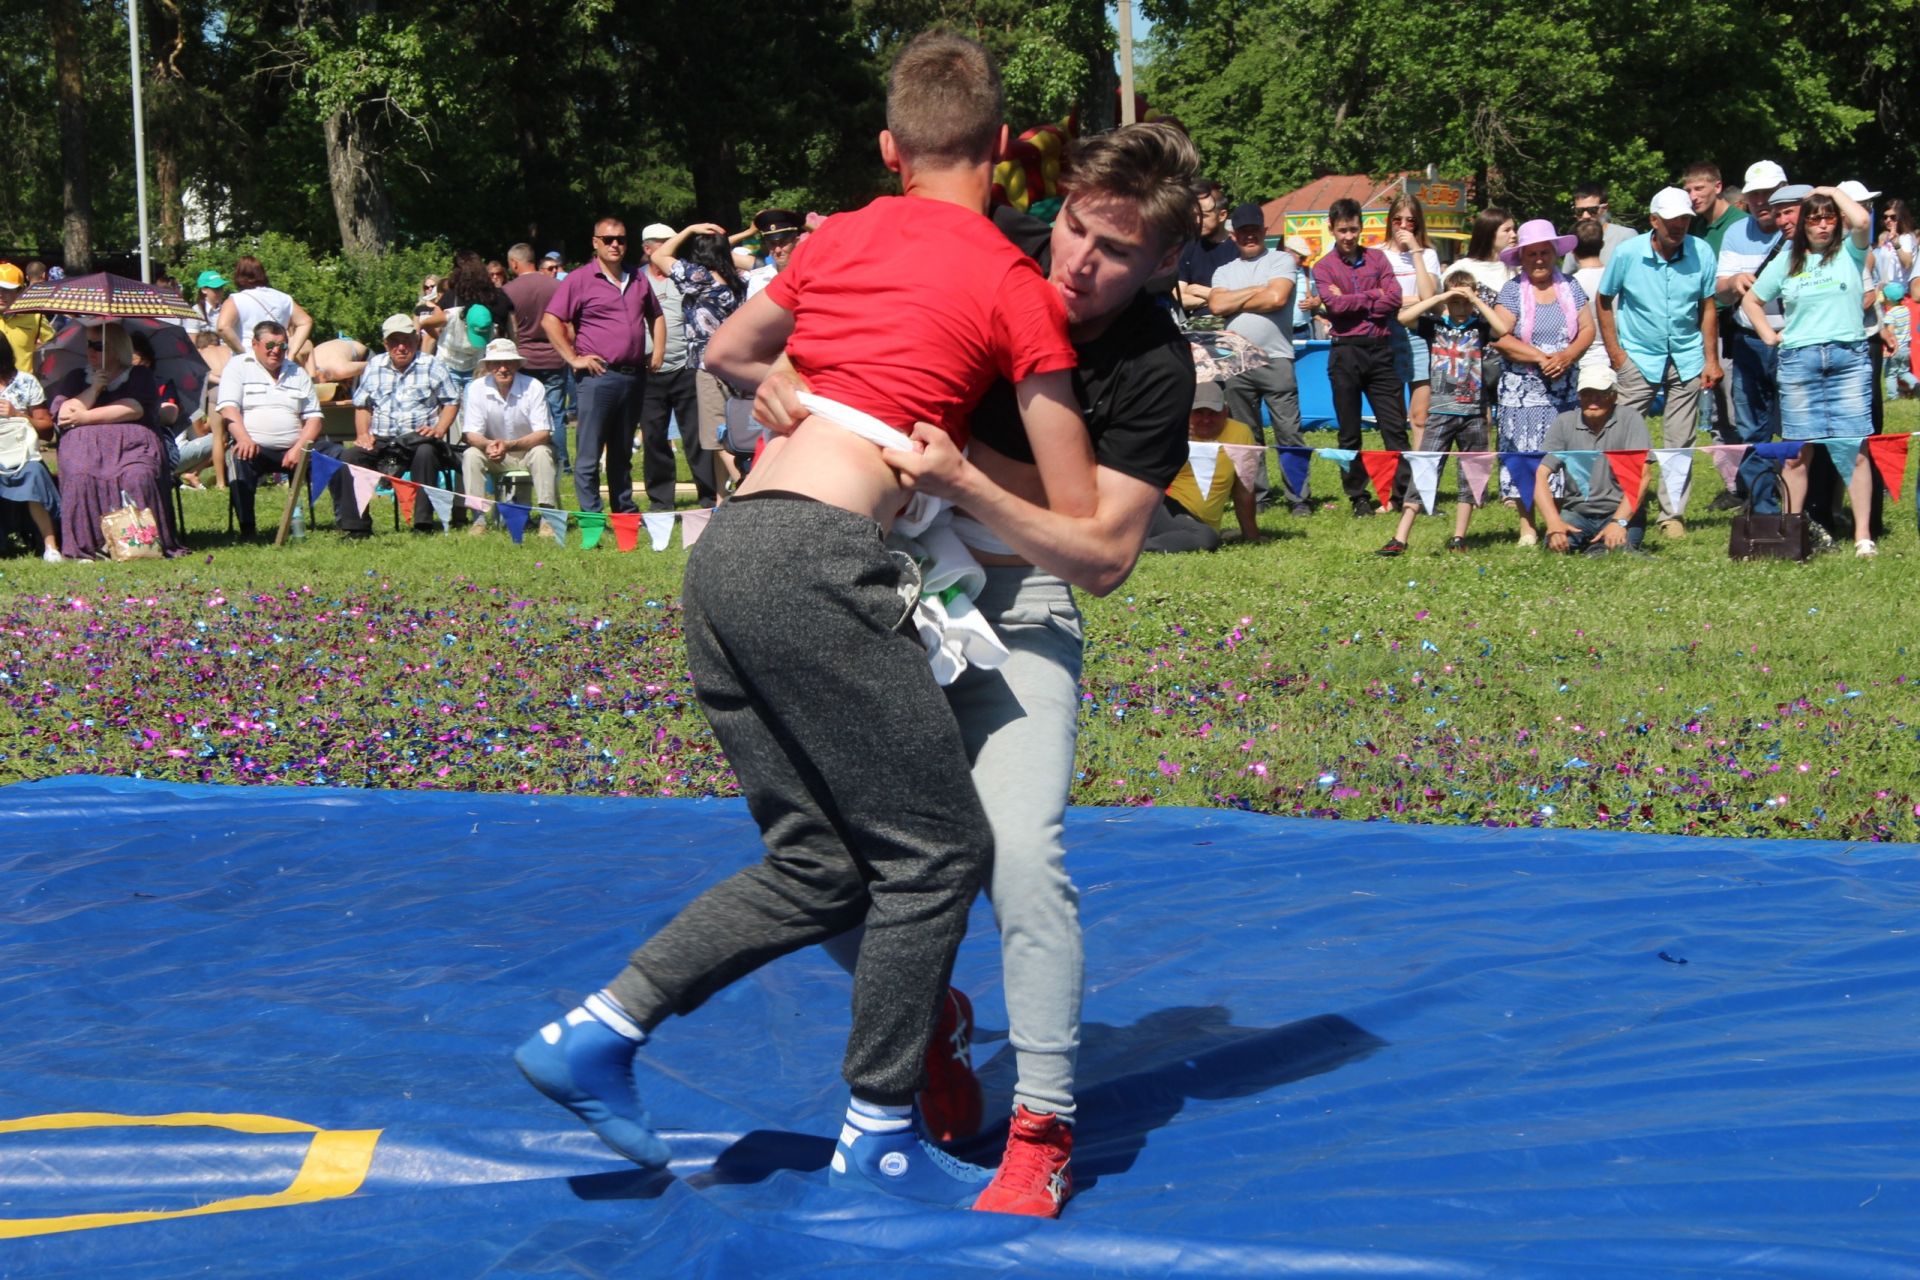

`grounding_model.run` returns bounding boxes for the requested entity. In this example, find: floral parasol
[4,271,195,320]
